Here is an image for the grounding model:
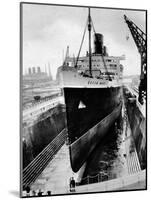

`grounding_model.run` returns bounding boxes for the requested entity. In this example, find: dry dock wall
[123,87,146,170]
[126,100,146,169]
[22,104,66,168]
